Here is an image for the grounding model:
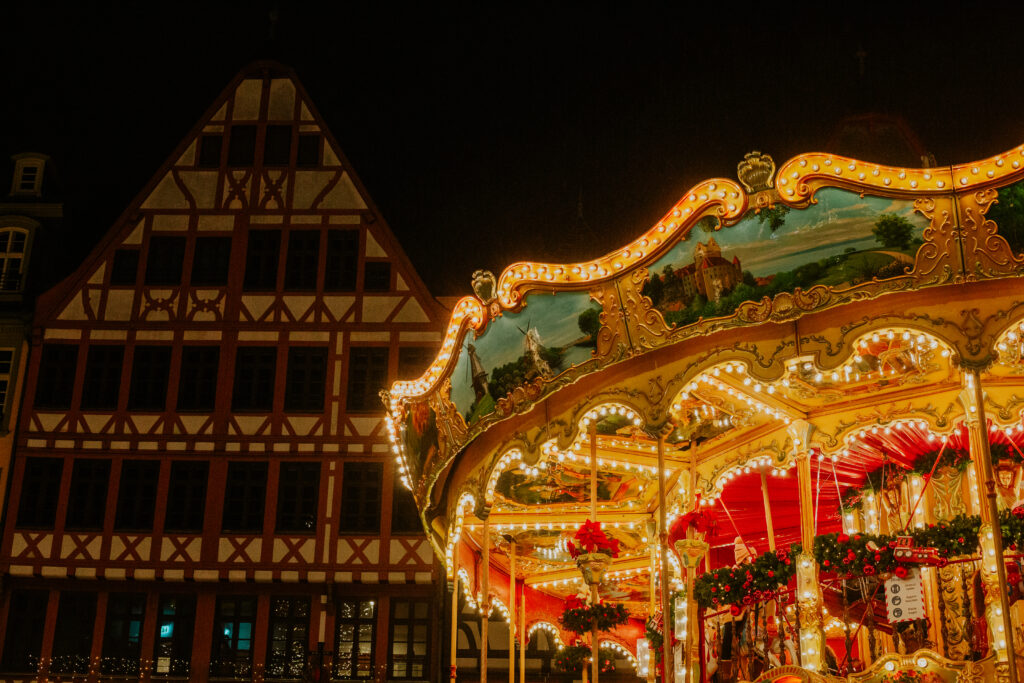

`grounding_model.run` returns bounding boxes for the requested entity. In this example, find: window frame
[275,461,320,534]
[100,592,147,675]
[284,346,328,412]
[50,591,97,675]
[177,346,220,412]
[154,594,196,677]
[284,229,320,291]
[114,459,160,532]
[221,461,268,534]
[345,347,388,413]
[265,596,311,679]
[65,458,111,531]
[232,346,277,412]
[339,462,382,534]
[127,345,172,411]
[144,235,187,287]
[388,599,431,680]
[243,229,282,292]
[80,344,124,411]
[34,344,78,410]
[16,456,63,528]
[210,595,258,679]
[164,460,209,533]
[333,597,377,680]
[190,236,232,287]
